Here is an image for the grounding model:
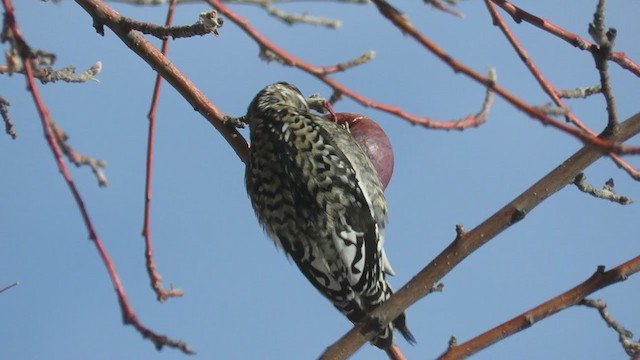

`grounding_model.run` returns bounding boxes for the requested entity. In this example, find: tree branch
[580,298,640,358]
[489,0,640,77]
[142,0,185,303]
[572,173,633,205]
[0,96,16,139]
[439,258,640,359]
[75,0,250,163]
